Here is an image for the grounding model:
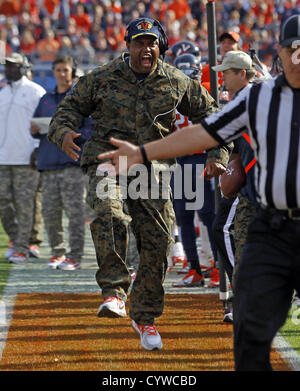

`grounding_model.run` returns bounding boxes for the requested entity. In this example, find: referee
[98,14,300,370]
